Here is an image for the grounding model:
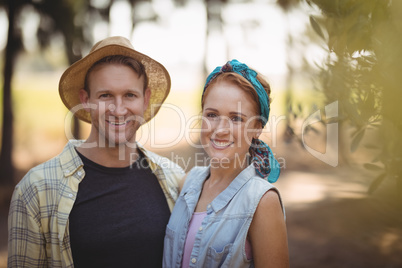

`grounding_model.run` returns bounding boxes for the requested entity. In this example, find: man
[8,36,185,267]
